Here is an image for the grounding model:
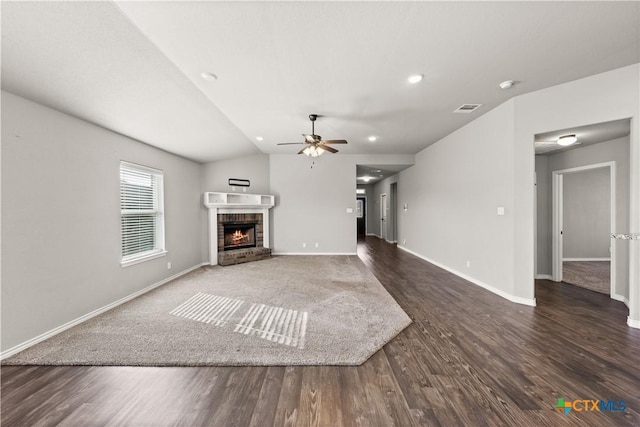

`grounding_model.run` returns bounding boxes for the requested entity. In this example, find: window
[120,161,166,267]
